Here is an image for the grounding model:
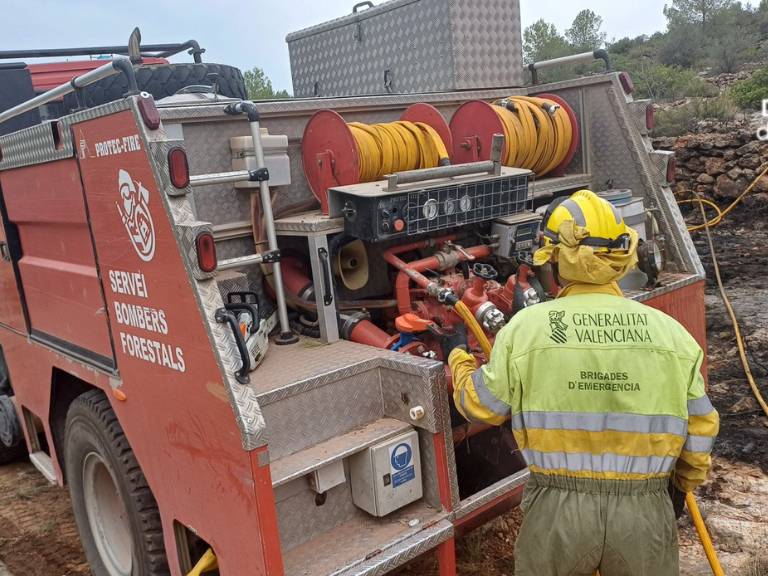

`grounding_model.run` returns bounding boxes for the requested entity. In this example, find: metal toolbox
[286,0,524,97]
